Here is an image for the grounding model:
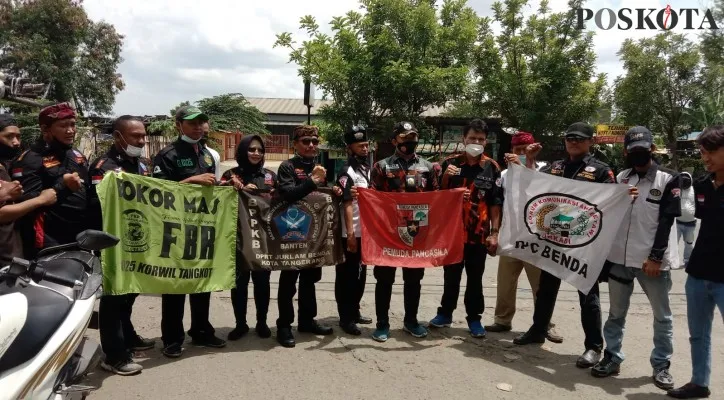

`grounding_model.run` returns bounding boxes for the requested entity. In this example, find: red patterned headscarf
[511,131,535,146]
[38,102,76,126]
